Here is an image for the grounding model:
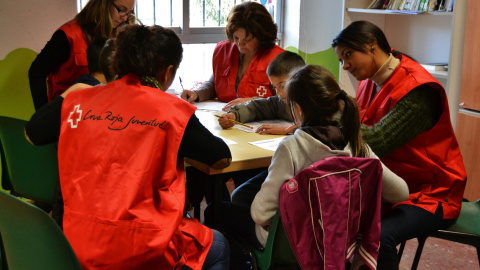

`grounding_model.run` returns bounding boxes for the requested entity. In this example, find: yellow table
[185,110,286,224]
